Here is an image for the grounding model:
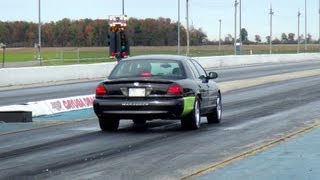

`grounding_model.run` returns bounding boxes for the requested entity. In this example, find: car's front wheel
[99,117,120,131]
[207,93,222,124]
[181,97,201,130]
